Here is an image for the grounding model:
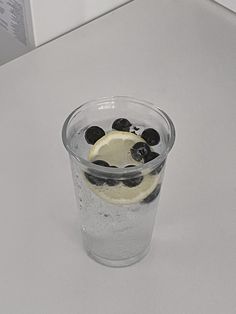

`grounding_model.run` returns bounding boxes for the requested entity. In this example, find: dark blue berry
[144,151,160,163]
[112,118,131,132]
[144,152,160,175]
[85,160,109,186]
[85,126,105,144]
[144,152,165,175]
[93,160,109,167]
[106,165,119,186]
[122,165,143,187]
[142,184,161,203]
[106,179,119,186]
[84,173,104,186]
[131,142,151,162]
[141,128,160,146]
